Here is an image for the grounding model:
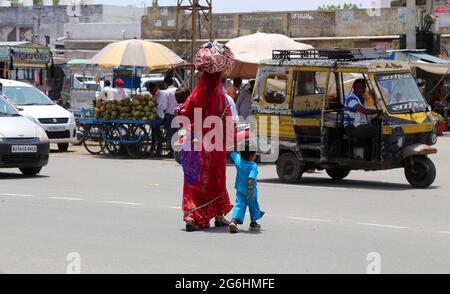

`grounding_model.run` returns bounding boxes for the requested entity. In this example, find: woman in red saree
[176,42,235,231]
